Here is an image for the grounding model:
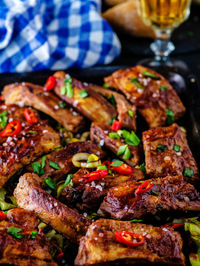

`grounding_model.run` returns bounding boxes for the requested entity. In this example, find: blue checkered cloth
[0,0,121,73]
